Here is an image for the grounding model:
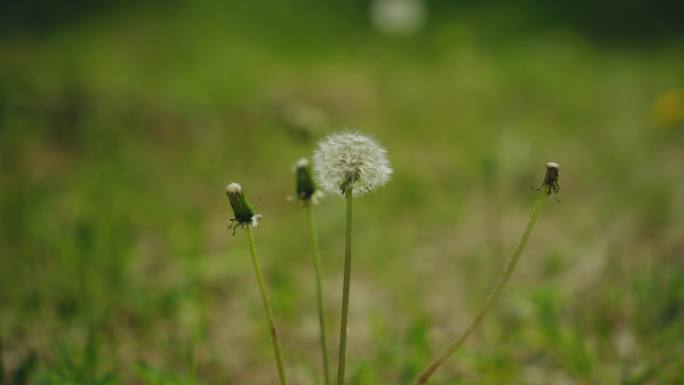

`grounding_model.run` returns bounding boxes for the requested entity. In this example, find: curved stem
[336,190,353,385]
[246,226,288,385]
[414,190,547,385]
[306,201,331,385]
